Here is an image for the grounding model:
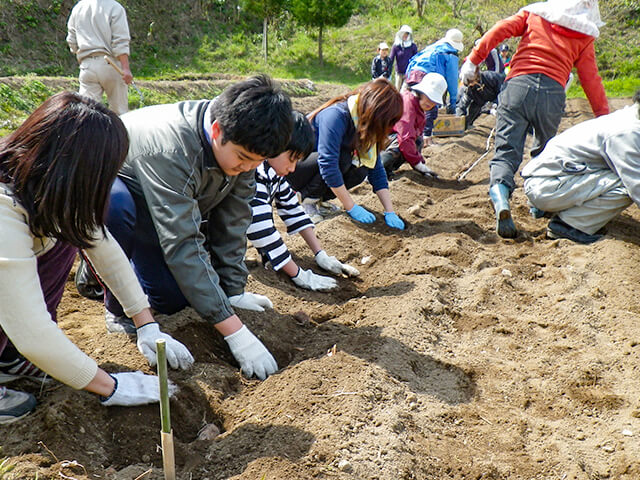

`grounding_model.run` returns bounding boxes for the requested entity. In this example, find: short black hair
[210,74,293,158]
[0,92,128,249]
[287,111,314,160]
